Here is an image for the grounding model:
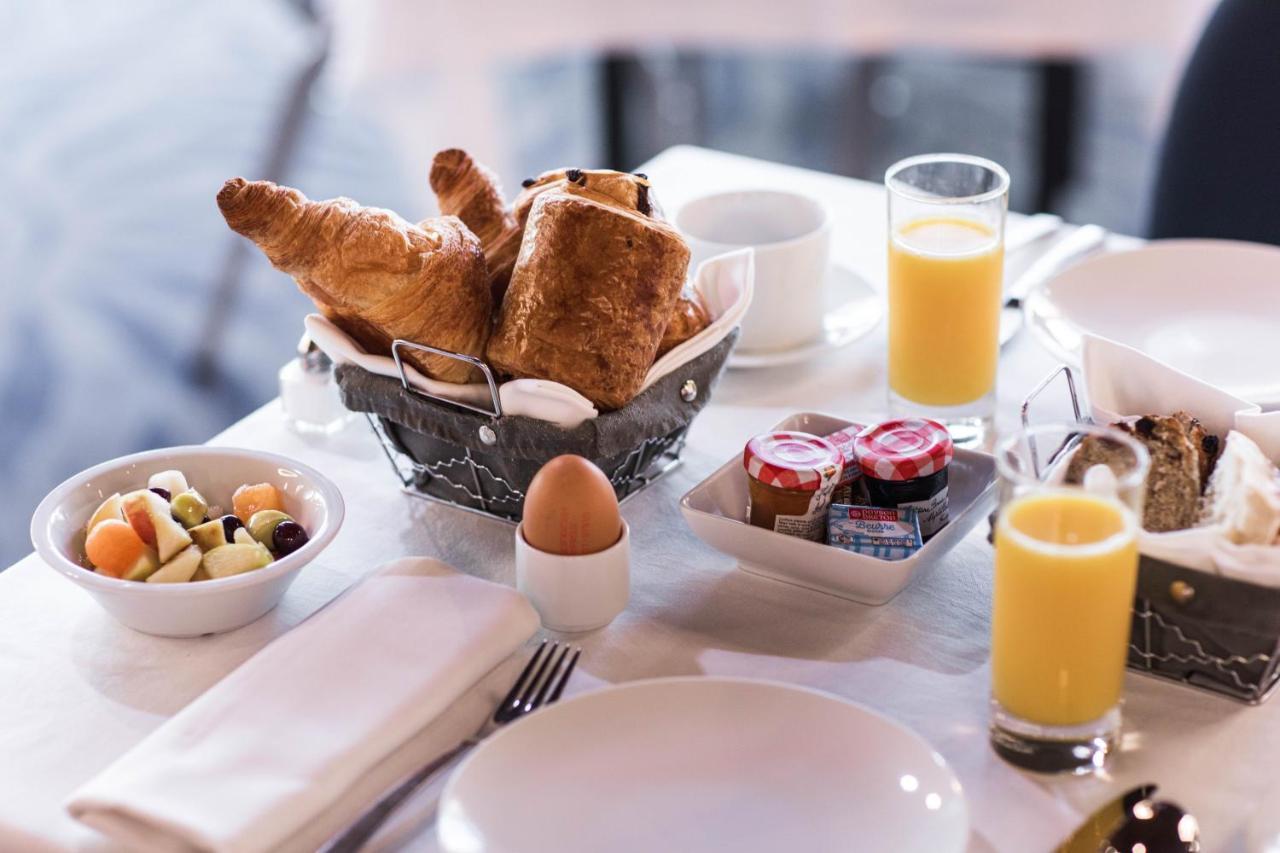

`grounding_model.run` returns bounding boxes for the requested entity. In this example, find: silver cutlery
[321,640,580,853]
[1005,212,1064,254]
[1000,223,1108,348]
[1054,783,1199,852]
